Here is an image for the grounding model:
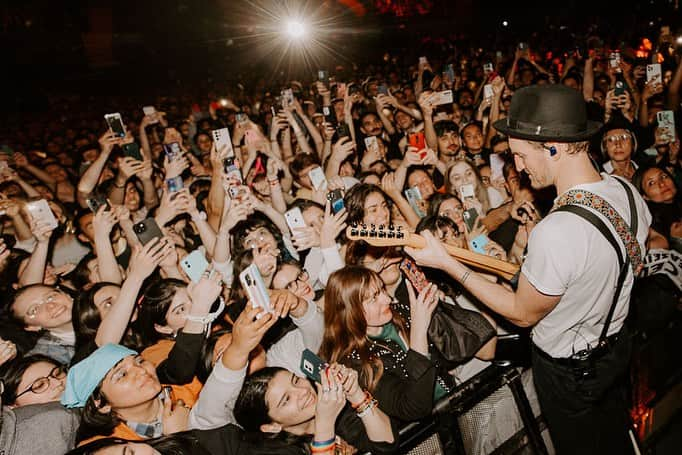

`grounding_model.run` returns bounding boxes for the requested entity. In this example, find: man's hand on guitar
[405,230,457,270]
